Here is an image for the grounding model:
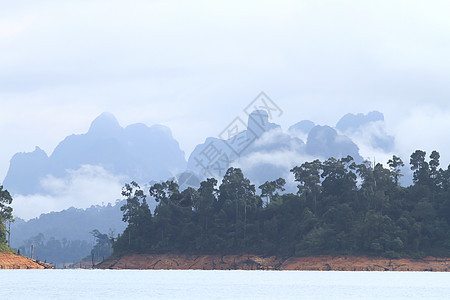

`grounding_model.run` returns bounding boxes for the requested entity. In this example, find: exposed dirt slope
[95,254,450,271]
[0,252,54,269]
